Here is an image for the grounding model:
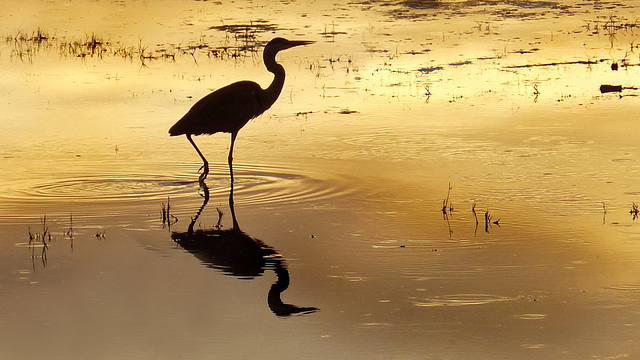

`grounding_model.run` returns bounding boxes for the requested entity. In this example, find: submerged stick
[442,183,452,213]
